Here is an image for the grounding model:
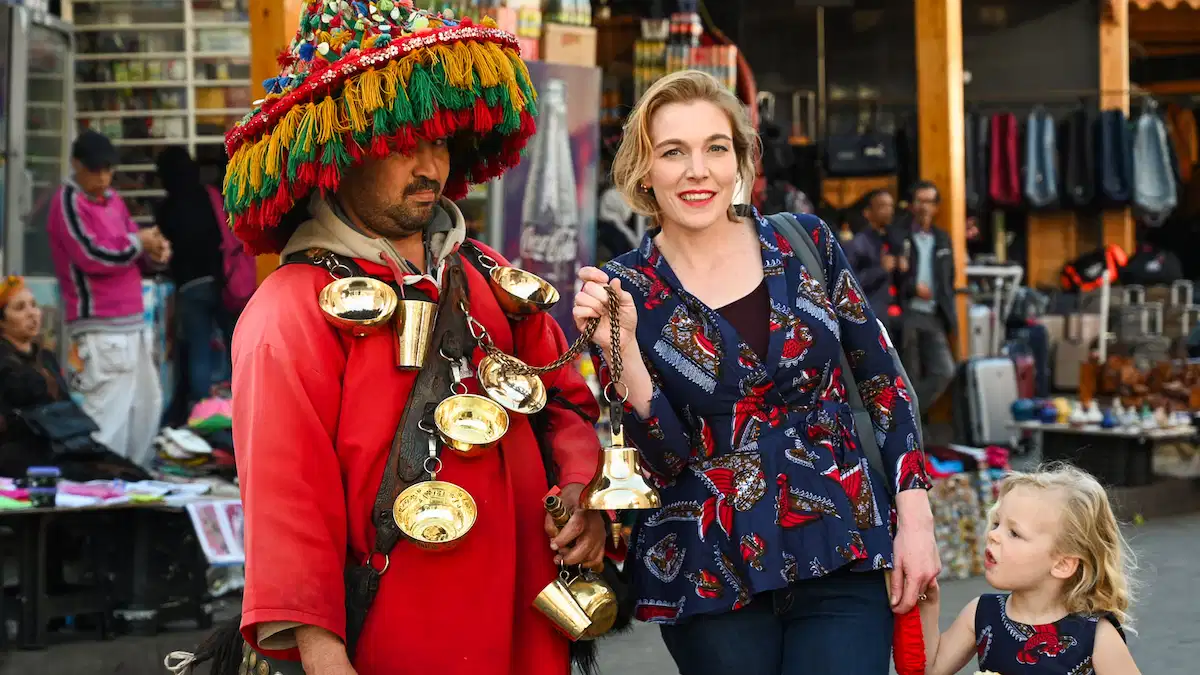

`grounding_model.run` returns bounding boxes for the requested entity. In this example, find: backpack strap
[765,212,923,496]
